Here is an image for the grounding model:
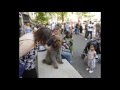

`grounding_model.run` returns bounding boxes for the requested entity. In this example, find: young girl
[86,44,96,73]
